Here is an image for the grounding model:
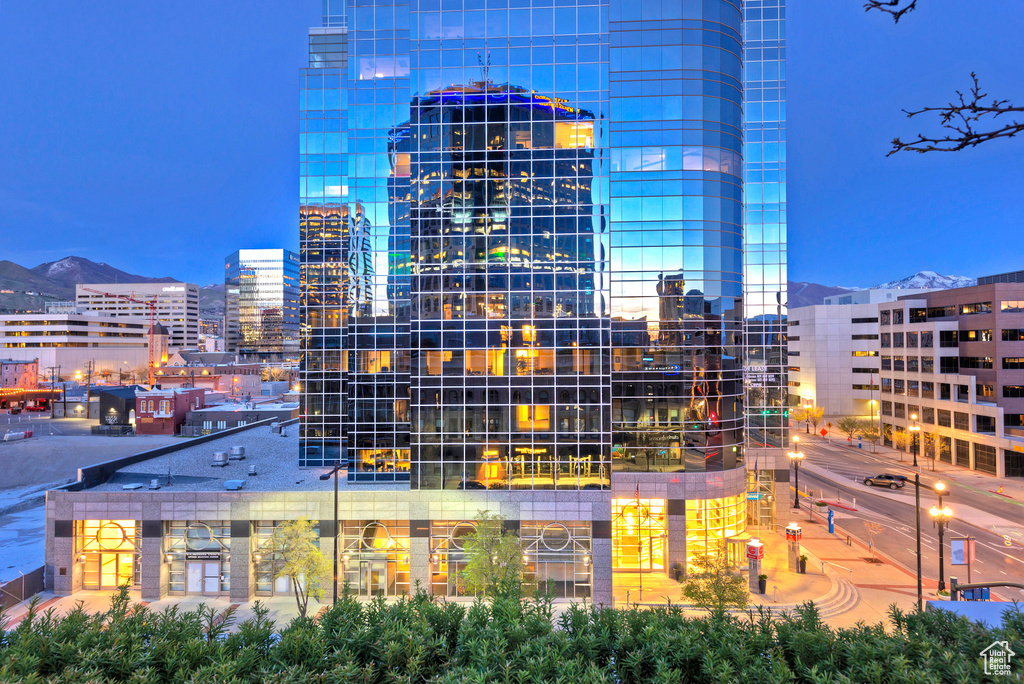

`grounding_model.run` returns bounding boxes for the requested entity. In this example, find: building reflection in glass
[609,1,745,473]
[384,81,610,490]
[225,249,300,363]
